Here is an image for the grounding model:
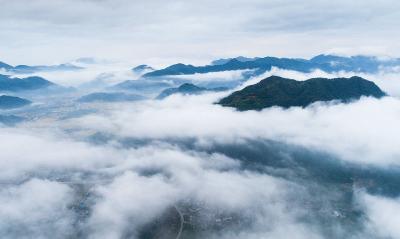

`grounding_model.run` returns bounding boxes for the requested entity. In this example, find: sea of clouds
[0,64,400,239]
